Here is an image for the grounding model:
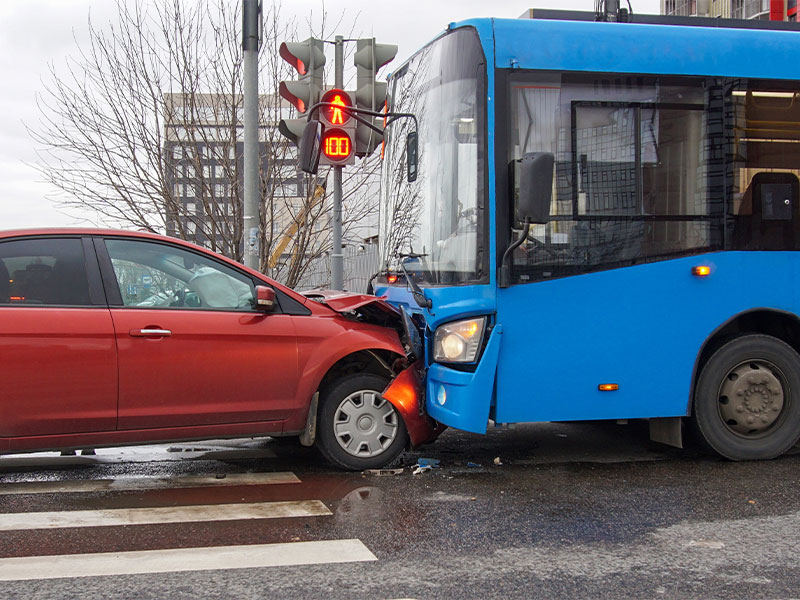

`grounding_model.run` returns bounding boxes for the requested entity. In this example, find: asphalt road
[0,421,799,599]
